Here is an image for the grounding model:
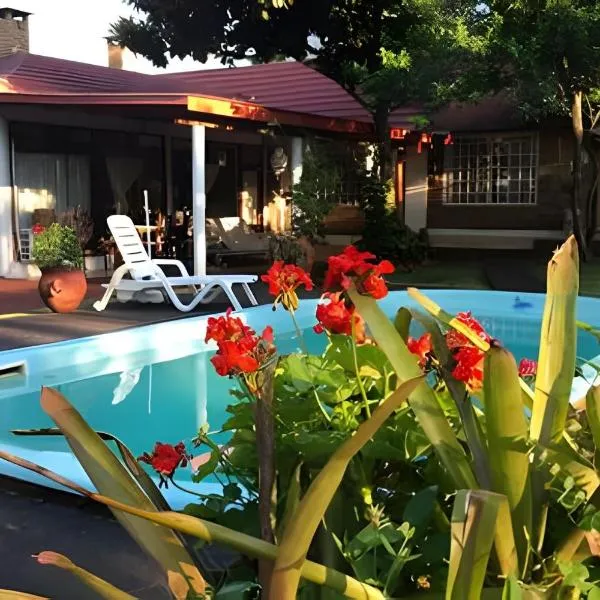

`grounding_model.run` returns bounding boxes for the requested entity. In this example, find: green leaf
[223,483,242,502]
[446,490,507,600]
[586,386,600,451]
[277,462,302,541]
[348,285,477,490]
[192,448,220,483]
[38,387,207,598]
[35,551,135,600]
[271,376,423,599]
[484,347,531,576]
[502,575,523,600]
[215,581,260,599]
[559,561,592,590]
[12,427,171,511]
[588,586,600,600]
[403,486,438,537]
[530,236,578,446]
